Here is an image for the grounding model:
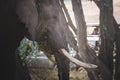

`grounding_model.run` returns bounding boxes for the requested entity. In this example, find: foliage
[17,37,41,61]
